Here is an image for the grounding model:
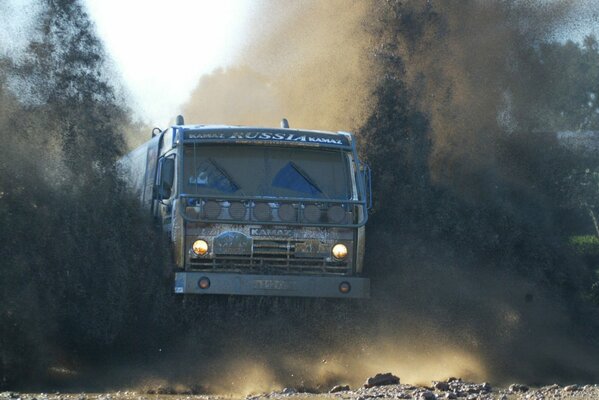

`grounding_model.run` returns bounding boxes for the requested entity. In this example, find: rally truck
[120,116,371,298]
